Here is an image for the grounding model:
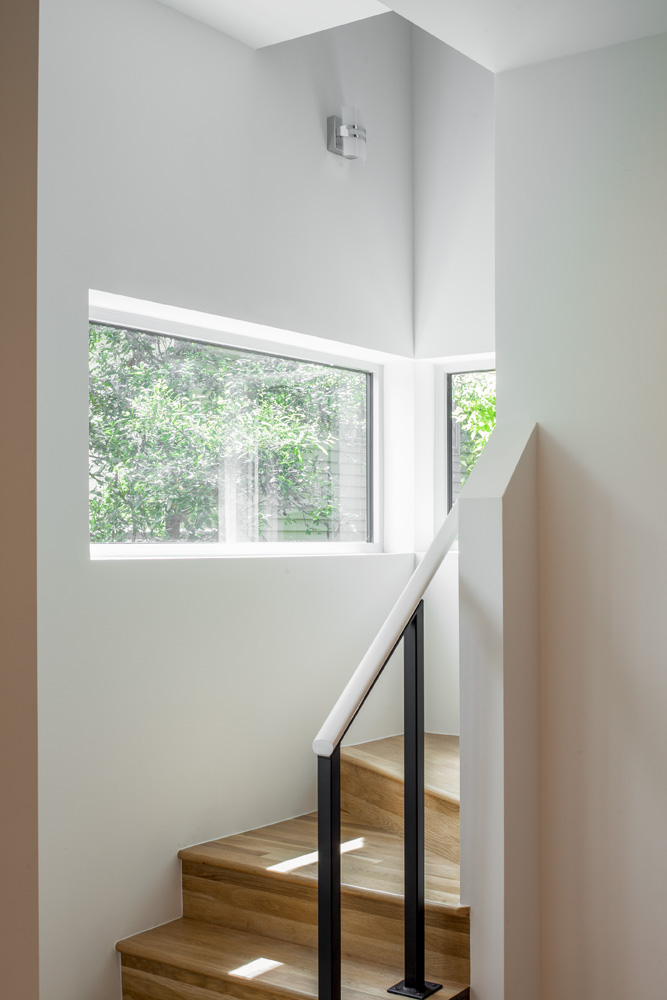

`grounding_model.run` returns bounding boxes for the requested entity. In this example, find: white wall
[496,31,667,1000]
[342,545,462,748]
[424,550,460,735]
[412,28,495,359]
[38,2,413,353]
[37,4,415,998]
[410,30,496,740]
